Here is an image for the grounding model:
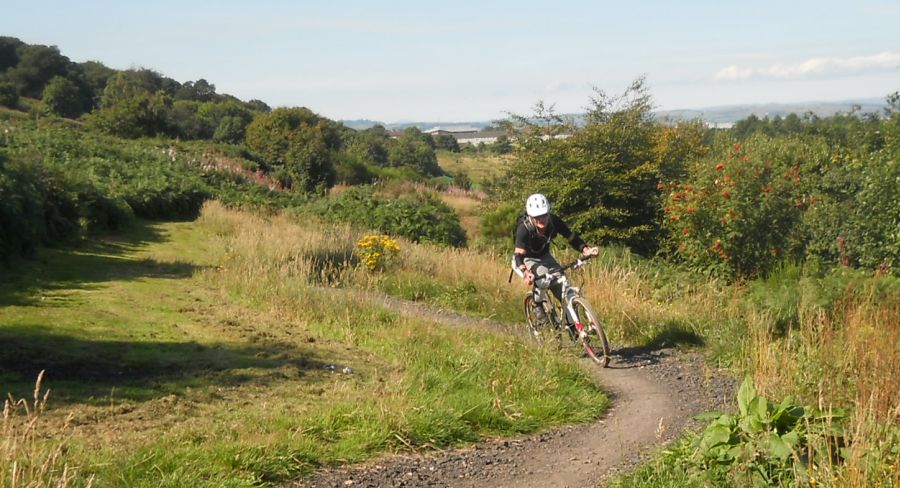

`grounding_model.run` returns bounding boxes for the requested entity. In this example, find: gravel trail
[294,291,735,487]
